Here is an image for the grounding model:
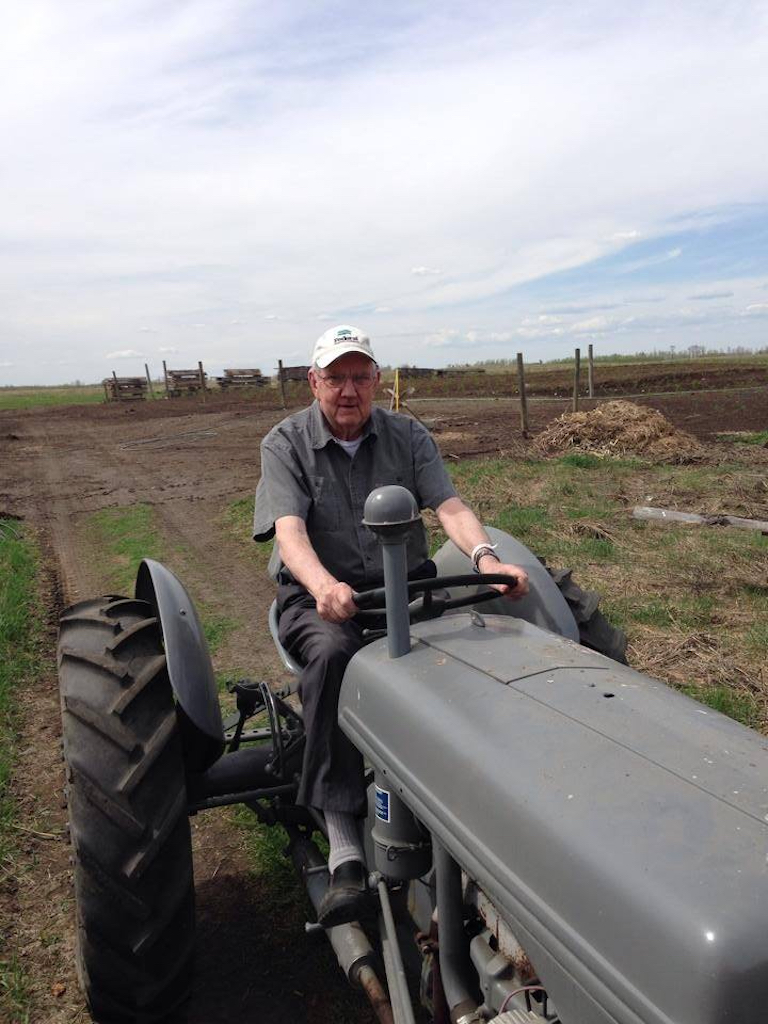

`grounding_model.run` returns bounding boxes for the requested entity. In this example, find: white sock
[325,810,365,874]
